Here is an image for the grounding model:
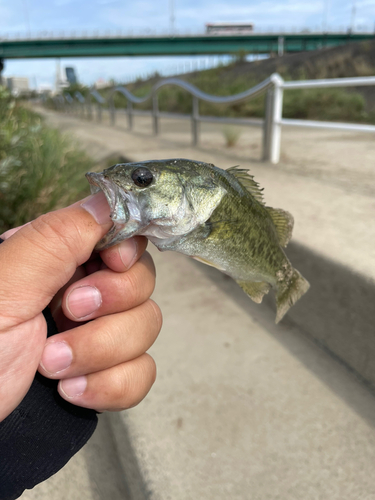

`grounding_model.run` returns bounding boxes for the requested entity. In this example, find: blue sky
[1,0,374,89]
